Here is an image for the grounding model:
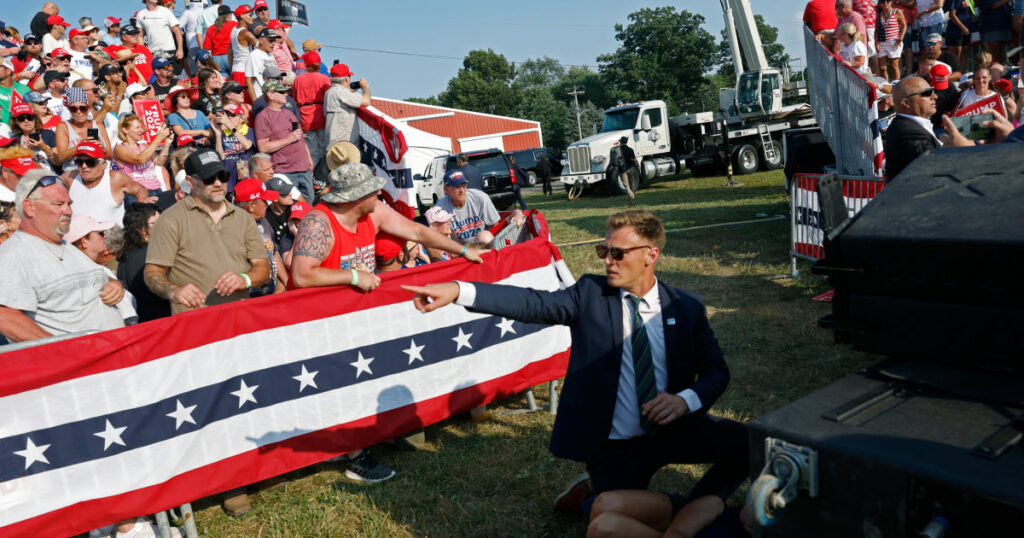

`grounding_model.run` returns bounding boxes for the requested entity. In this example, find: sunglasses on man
[200,171,228,185]
[595,245,652,260]
[904,87,935,99]
[75,157,102,168]
[27,175,61,197]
